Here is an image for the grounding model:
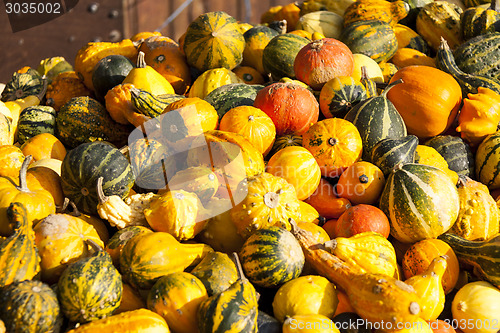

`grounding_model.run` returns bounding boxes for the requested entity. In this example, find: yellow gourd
[122,51,175,96]
[404,256,447,321]
[415,145,459,185]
